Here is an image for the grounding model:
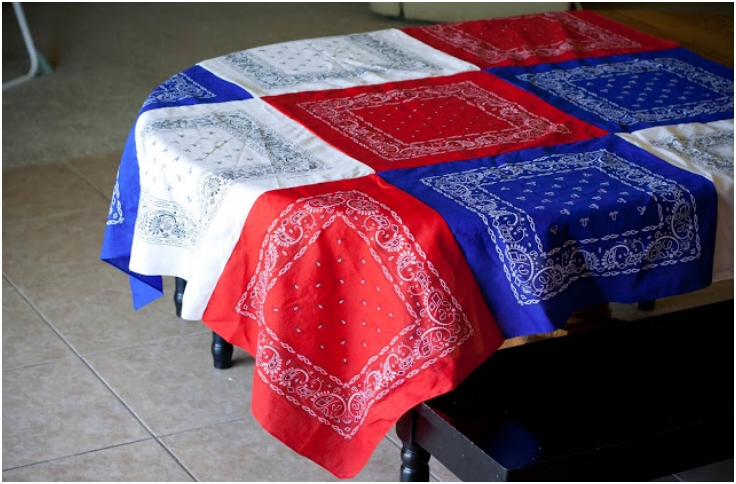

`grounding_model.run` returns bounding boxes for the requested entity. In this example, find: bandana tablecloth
[100,10,733,479]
